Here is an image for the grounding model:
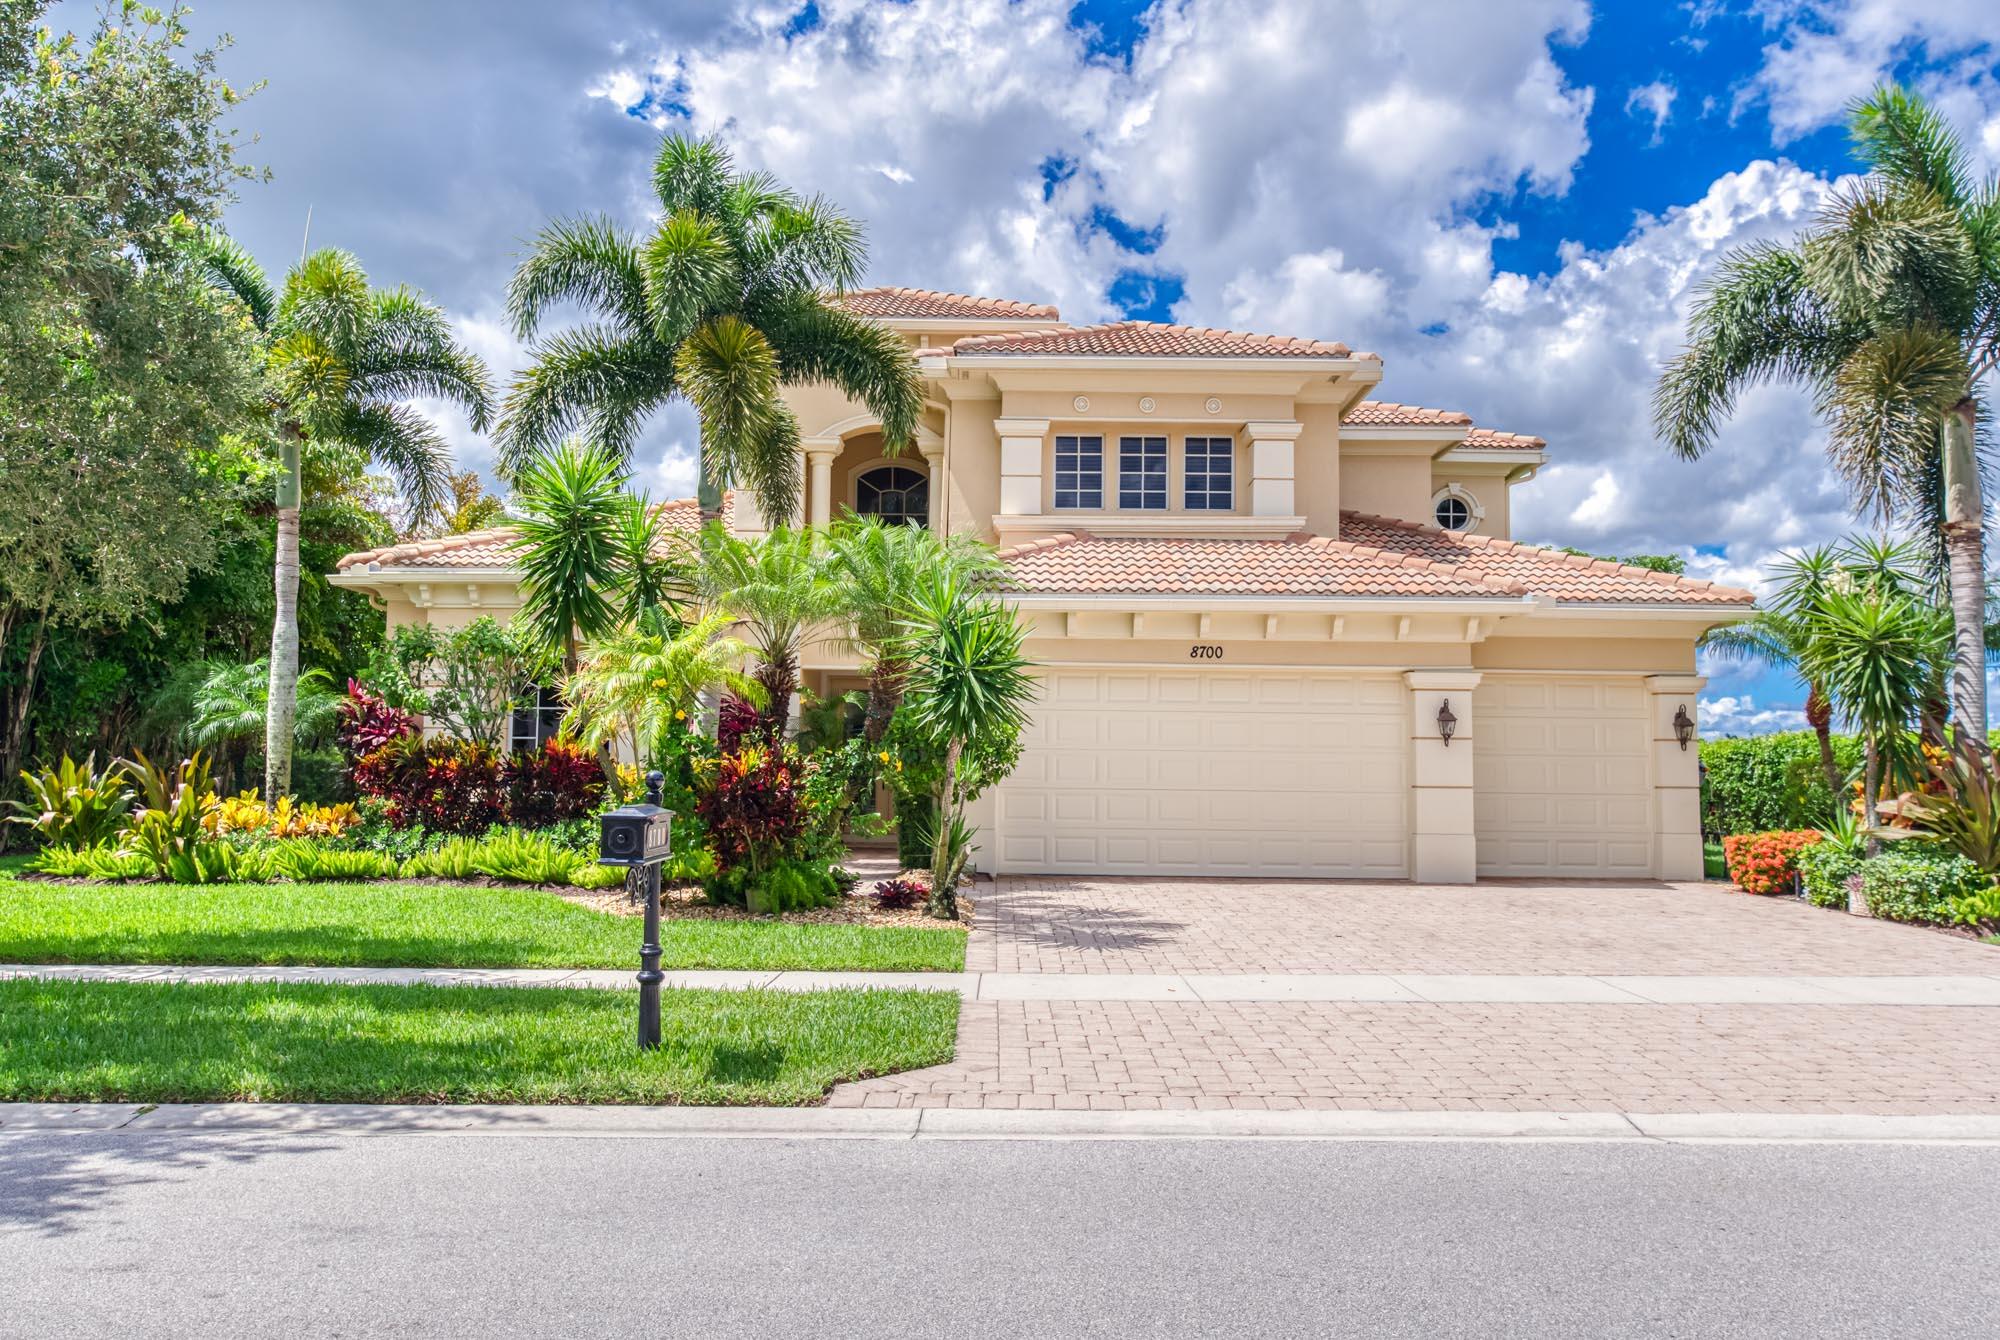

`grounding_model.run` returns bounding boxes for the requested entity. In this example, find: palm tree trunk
[1941,400,1986,759]
[862,659,904,745]
[264,436,303,803]
[926,738,961,920]
[1806,685,1842,809]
